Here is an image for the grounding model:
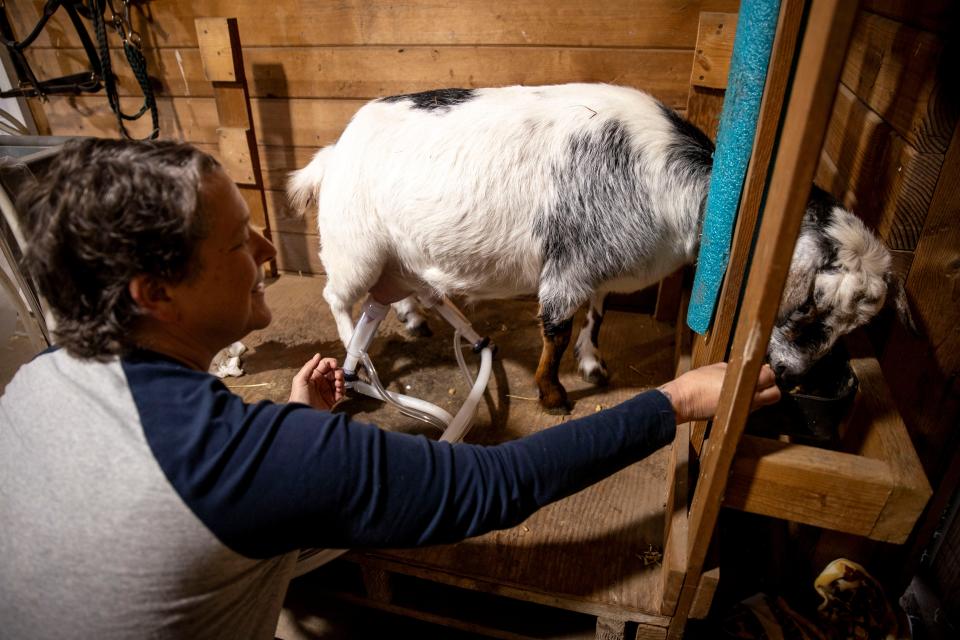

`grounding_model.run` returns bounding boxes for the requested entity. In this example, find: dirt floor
[2,273,684,639]
[230,273,677,441]
[230,273,682,639]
